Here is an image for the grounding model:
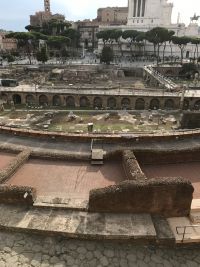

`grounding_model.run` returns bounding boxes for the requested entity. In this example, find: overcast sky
[0,0,199,31]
